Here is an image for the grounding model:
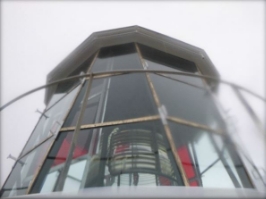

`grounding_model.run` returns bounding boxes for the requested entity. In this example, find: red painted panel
[177,145,198,186]
[52,137,88,166]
